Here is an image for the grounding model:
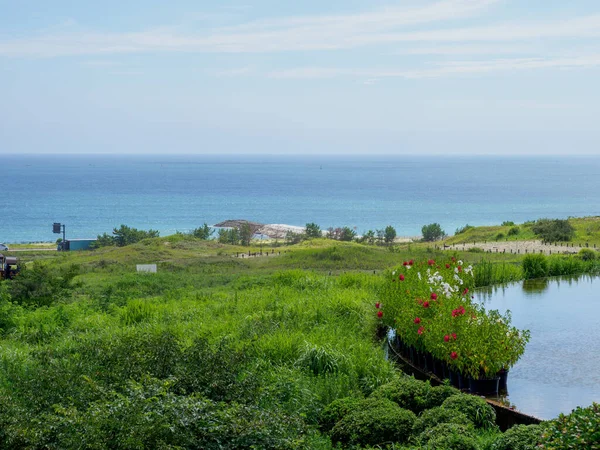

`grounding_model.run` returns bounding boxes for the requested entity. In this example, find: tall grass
[473,260,522,287]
